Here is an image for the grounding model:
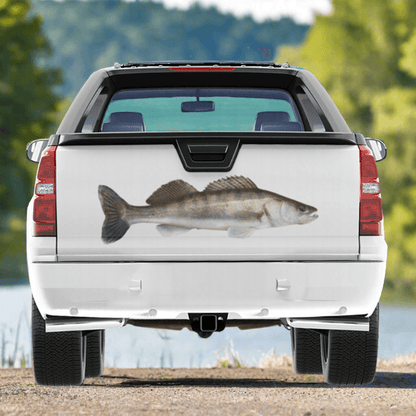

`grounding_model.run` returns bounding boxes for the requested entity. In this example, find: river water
[1,285,415,368]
